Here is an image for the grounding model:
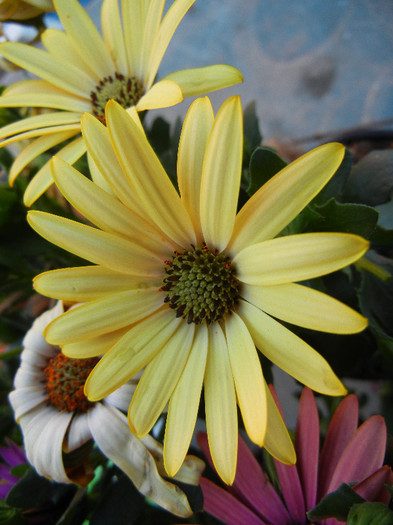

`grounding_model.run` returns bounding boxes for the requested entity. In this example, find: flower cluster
[0,1,390,523]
